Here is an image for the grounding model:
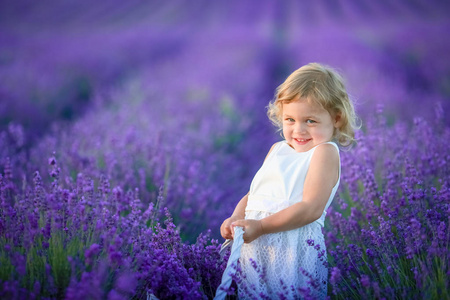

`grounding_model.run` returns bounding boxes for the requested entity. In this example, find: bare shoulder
[312,143,339,163]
